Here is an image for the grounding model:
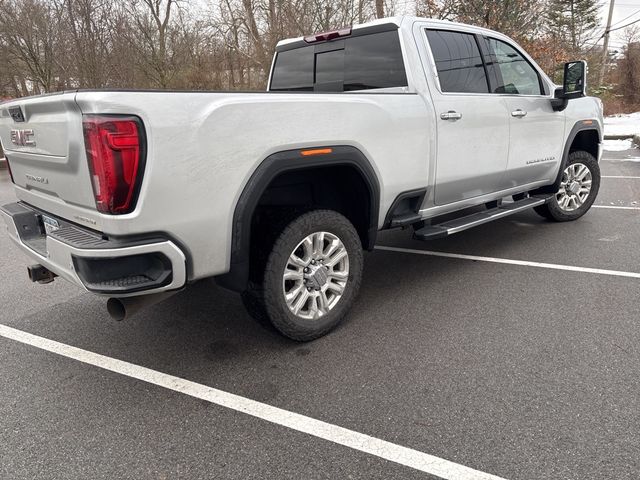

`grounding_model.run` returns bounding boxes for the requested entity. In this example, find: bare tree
[0,0,65,94]
[617,26,640,109]
[416,0,458,20]
[57,0,118,88]
[127,0,185,88]
[375,0,384,18]
[453,0,544,39]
